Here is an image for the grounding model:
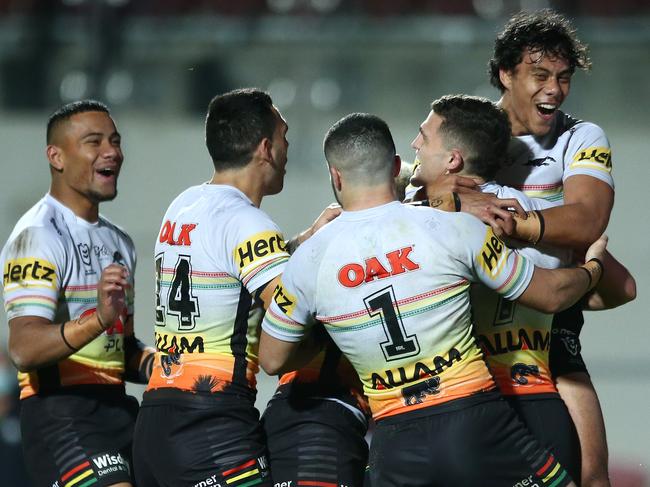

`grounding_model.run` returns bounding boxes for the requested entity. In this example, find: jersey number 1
[364,286,420,362]
[155,254,200,330]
